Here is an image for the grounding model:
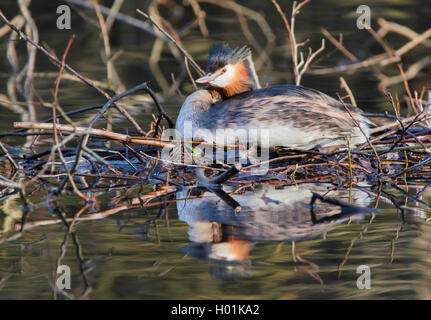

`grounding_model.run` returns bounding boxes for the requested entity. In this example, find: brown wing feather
[203,85,372,135]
